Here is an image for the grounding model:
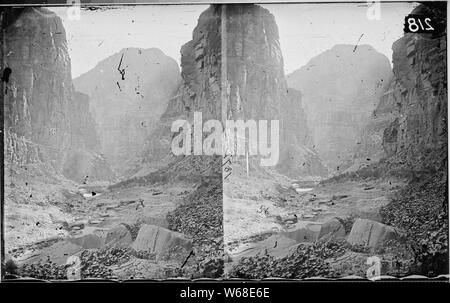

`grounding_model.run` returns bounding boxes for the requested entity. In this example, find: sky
[51,2,416,78]
[264,2,416,73]
[51,5,208,78]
